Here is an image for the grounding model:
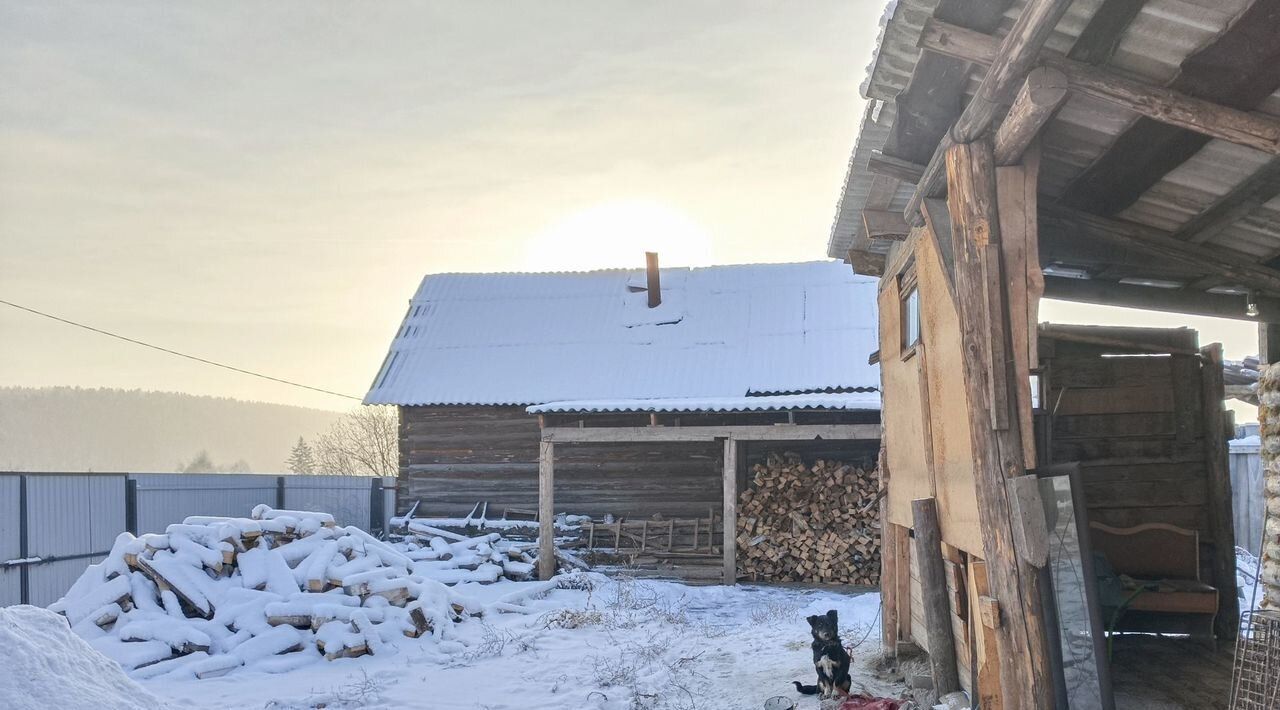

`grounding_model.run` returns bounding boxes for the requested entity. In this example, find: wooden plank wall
[1041,330,1220,582]
[399,406,882,520]
[400,405,721,518]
